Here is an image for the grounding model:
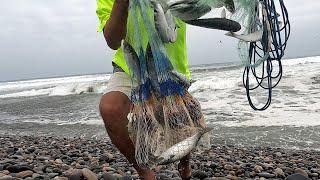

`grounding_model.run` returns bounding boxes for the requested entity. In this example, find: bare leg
[178,153,192,180]
[99,91,156,180]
